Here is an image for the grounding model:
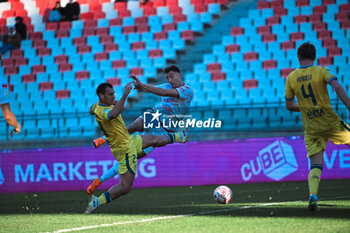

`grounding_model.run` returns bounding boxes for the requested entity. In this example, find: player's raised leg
[308,150,324,211]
